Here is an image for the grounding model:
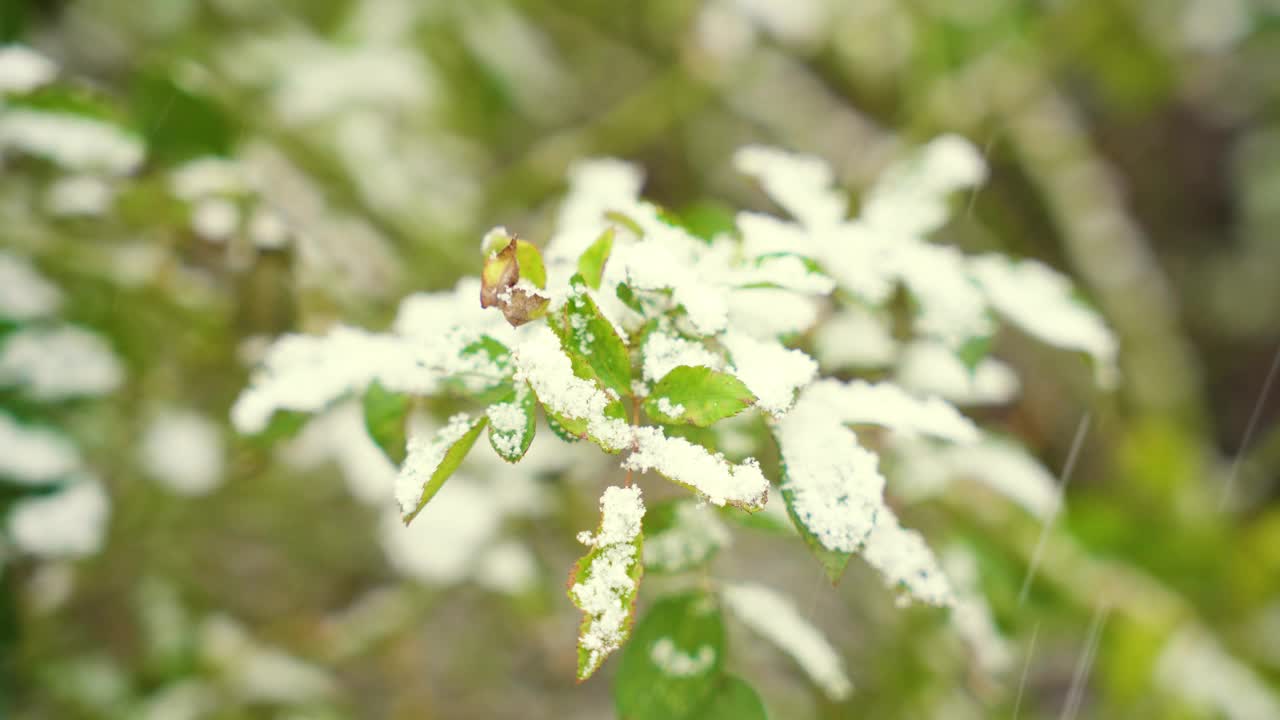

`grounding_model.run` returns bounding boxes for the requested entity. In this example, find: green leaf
[515,239,547,289]
[676,201,737,243]
[719,504,795,535]
[781,485,851,584]
[402,415,489,524]
[487,384,536,462]
[558,276,632,399]
[248,410,311,446]
[644,366,755,427]
[642,500,729,573]
[362,381,410,464]
[616,282,644,314]
[956,334,992,375]
[694,676,769,720]
[605,209,644,237]
[131,68,236,165]
[615,592,725,720]
[545,409,585,442]
[578,227,615,290]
